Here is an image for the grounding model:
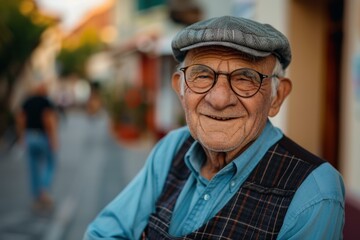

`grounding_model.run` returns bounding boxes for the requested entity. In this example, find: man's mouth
[207,115,236,121]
